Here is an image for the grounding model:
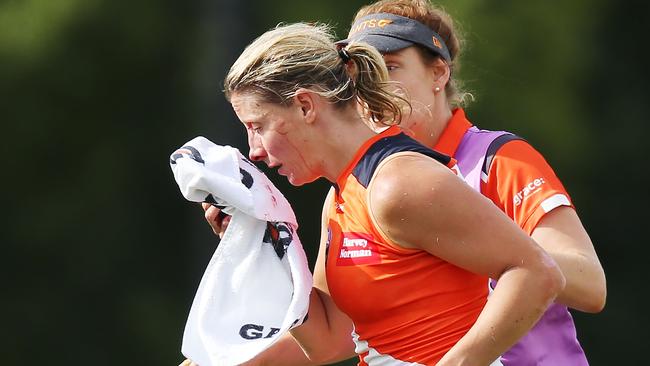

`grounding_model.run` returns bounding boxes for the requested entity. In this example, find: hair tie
[338,48,351,64]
